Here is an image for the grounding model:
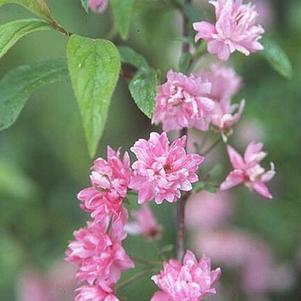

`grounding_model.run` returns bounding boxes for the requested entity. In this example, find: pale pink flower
[152,70,215,132]
[75,286,119,301]
[88,0,108,13]
[186,191,232,230]
[220,142,275,198]
[125,204,162,240]
[66,221,134,291]
[78,147,131,221]
[151,250,221,301]
[200,64,244,130]
[130,132,204,204]
[17,269,51,301]
[193,0,264,61]
[201,64,242,101]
